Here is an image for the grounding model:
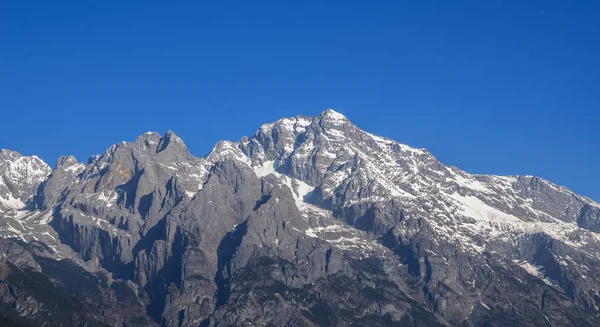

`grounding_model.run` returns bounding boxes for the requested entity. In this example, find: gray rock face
[2,109,600,326]
[0,238,152,326]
